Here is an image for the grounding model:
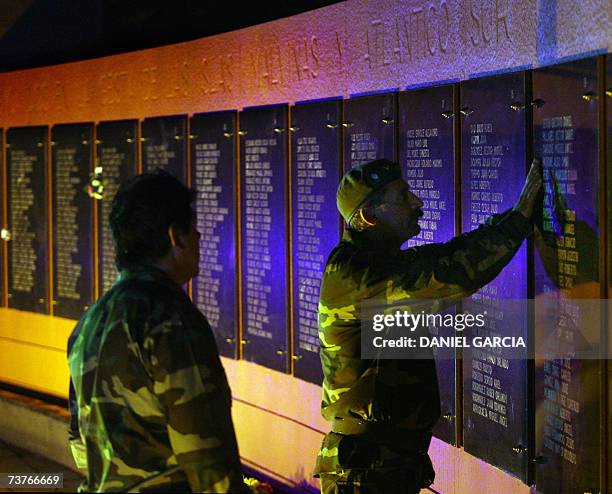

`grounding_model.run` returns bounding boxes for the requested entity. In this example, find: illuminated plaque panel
[190,111,238,359]
[533,57,601,494]
[460,72,529,480]
[96,120,138,296]
[399,85,457,444]
[342,92,396,171]
[6,127,49,314]
[239,105,289,372]
[142,115,187,182]
[51,123,94,320]
[290,99,341,385]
